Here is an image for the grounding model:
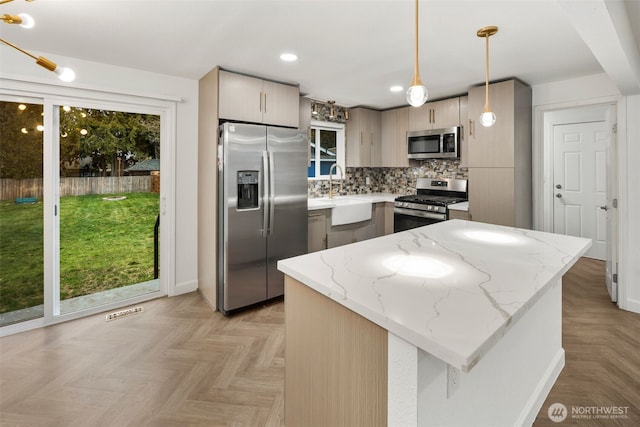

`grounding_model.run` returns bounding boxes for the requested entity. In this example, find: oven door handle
[394,207,447,221]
